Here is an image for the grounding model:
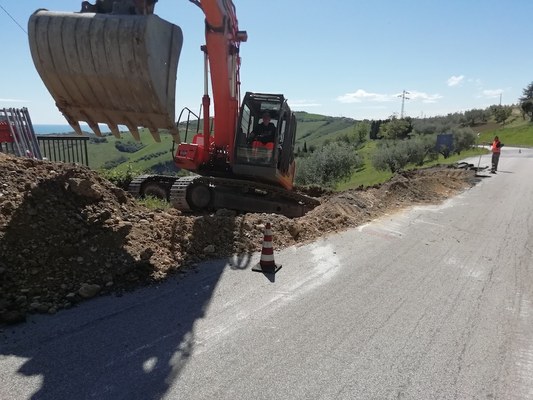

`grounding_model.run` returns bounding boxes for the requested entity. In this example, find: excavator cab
[27,1,183,141]
[233,92,297,190]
